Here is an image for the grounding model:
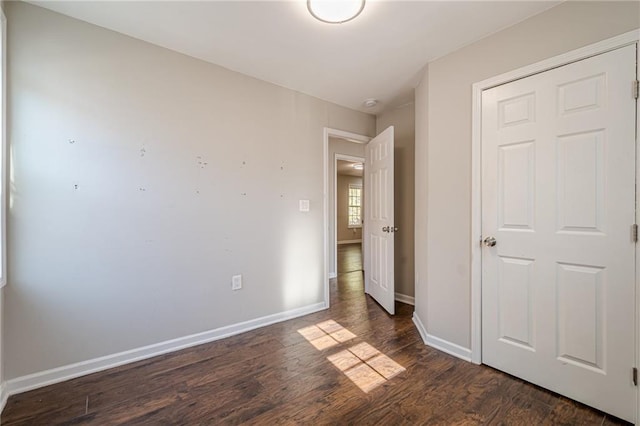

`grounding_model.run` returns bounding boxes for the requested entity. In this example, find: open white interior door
[364,126,395,314]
